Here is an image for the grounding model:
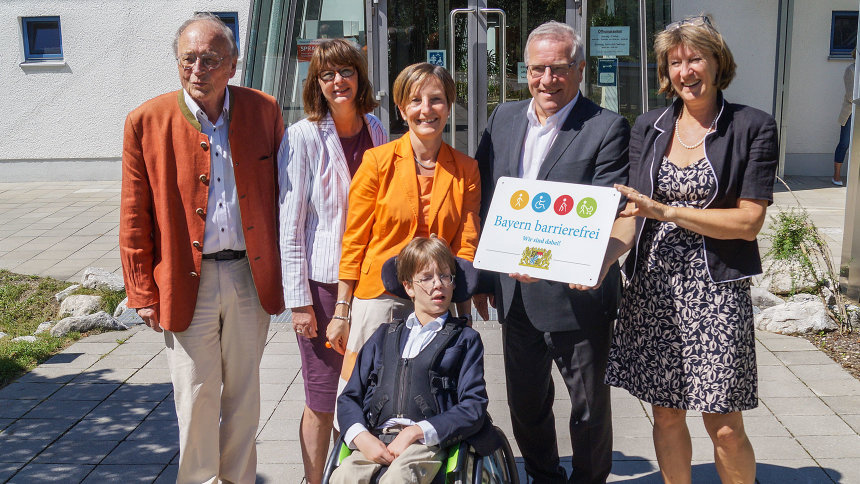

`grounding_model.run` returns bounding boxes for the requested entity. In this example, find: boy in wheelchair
[330,236,490,484]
